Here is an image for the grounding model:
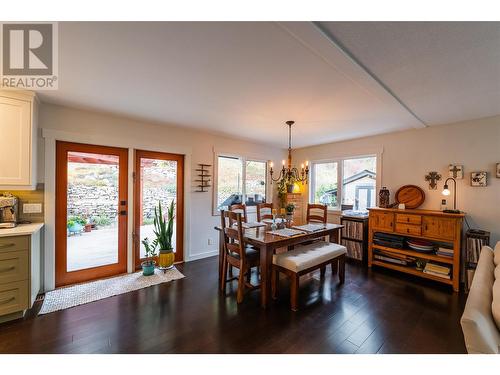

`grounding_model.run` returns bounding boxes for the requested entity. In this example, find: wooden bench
[272,241,347,311]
